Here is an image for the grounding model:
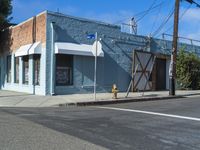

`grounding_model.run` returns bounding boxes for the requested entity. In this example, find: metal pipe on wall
[50,22,55,95]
